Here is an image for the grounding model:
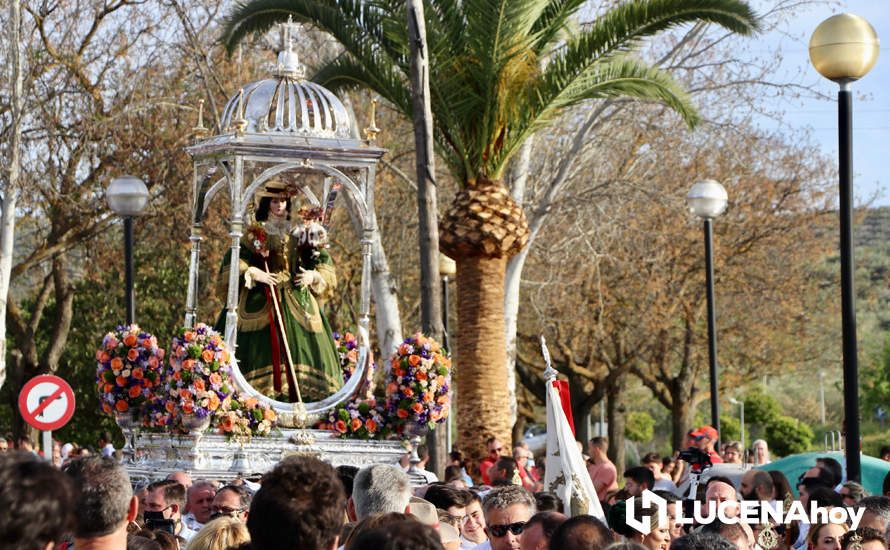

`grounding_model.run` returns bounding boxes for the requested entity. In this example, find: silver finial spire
[541,335,558,382]
[274,16,305,79]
